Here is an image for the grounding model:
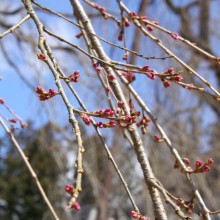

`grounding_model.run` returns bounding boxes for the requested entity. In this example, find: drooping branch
[70,0,168,219]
